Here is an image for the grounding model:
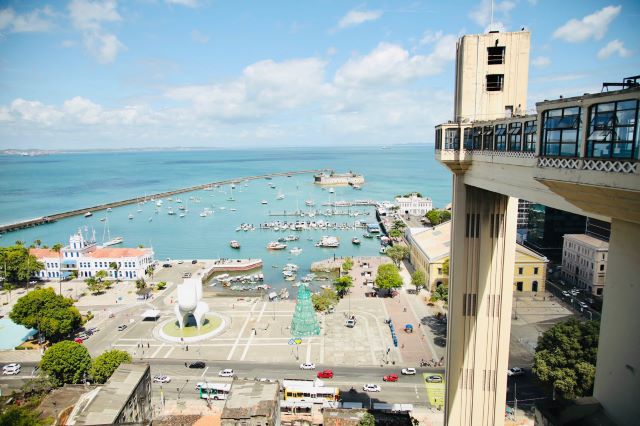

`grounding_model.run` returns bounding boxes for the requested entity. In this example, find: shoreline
[0,169,326,234]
